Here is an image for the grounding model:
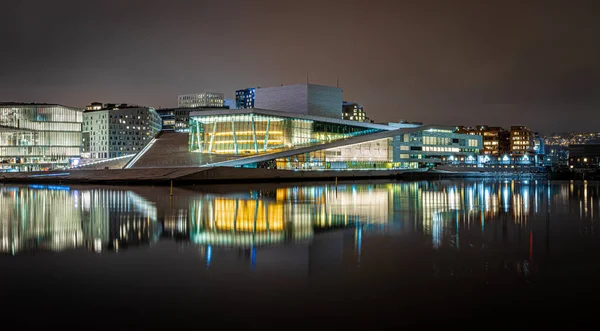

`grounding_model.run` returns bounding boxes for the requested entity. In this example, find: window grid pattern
[0,105,83,171]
